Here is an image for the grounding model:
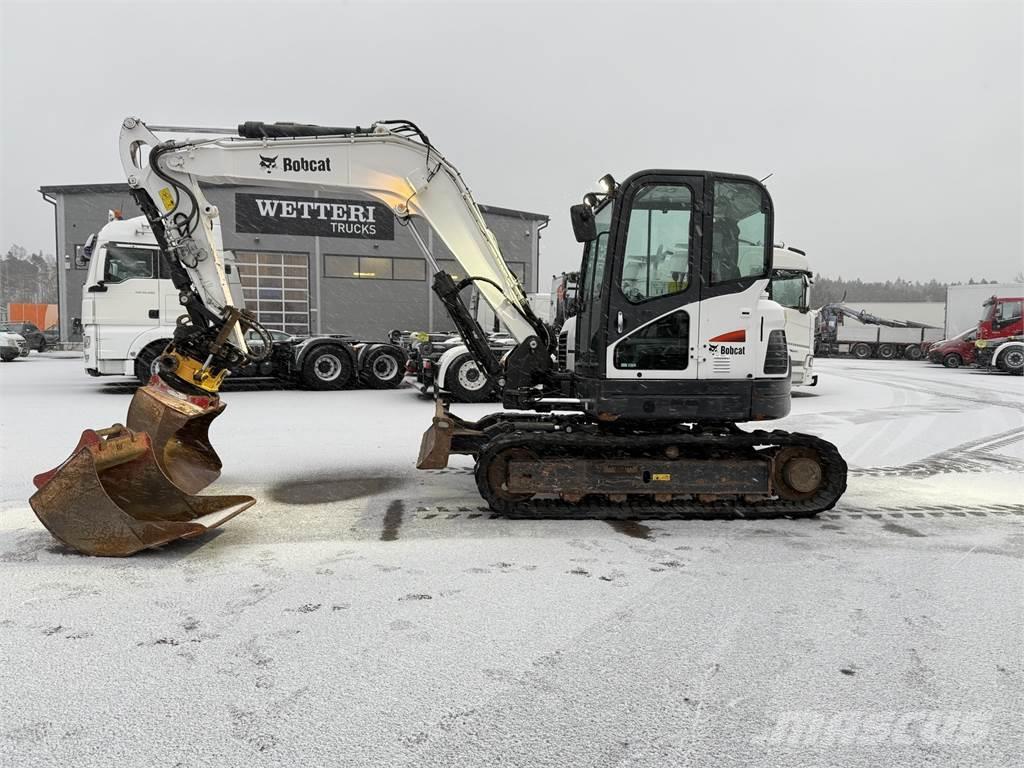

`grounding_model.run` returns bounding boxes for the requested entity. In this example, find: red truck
[977,296,1023,340]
